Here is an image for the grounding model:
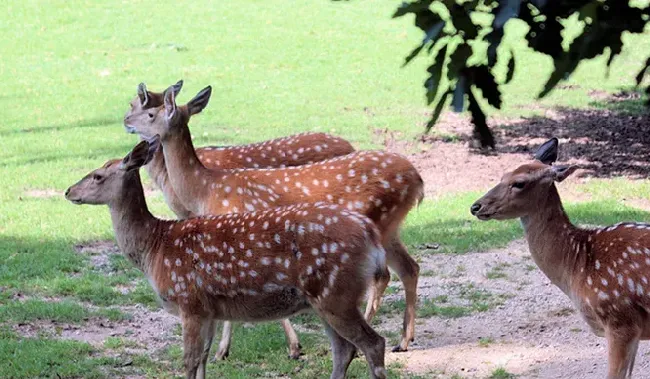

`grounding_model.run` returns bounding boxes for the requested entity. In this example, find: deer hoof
[391,345,408,353]
[289,346,304,359]
[212,350,229,361]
